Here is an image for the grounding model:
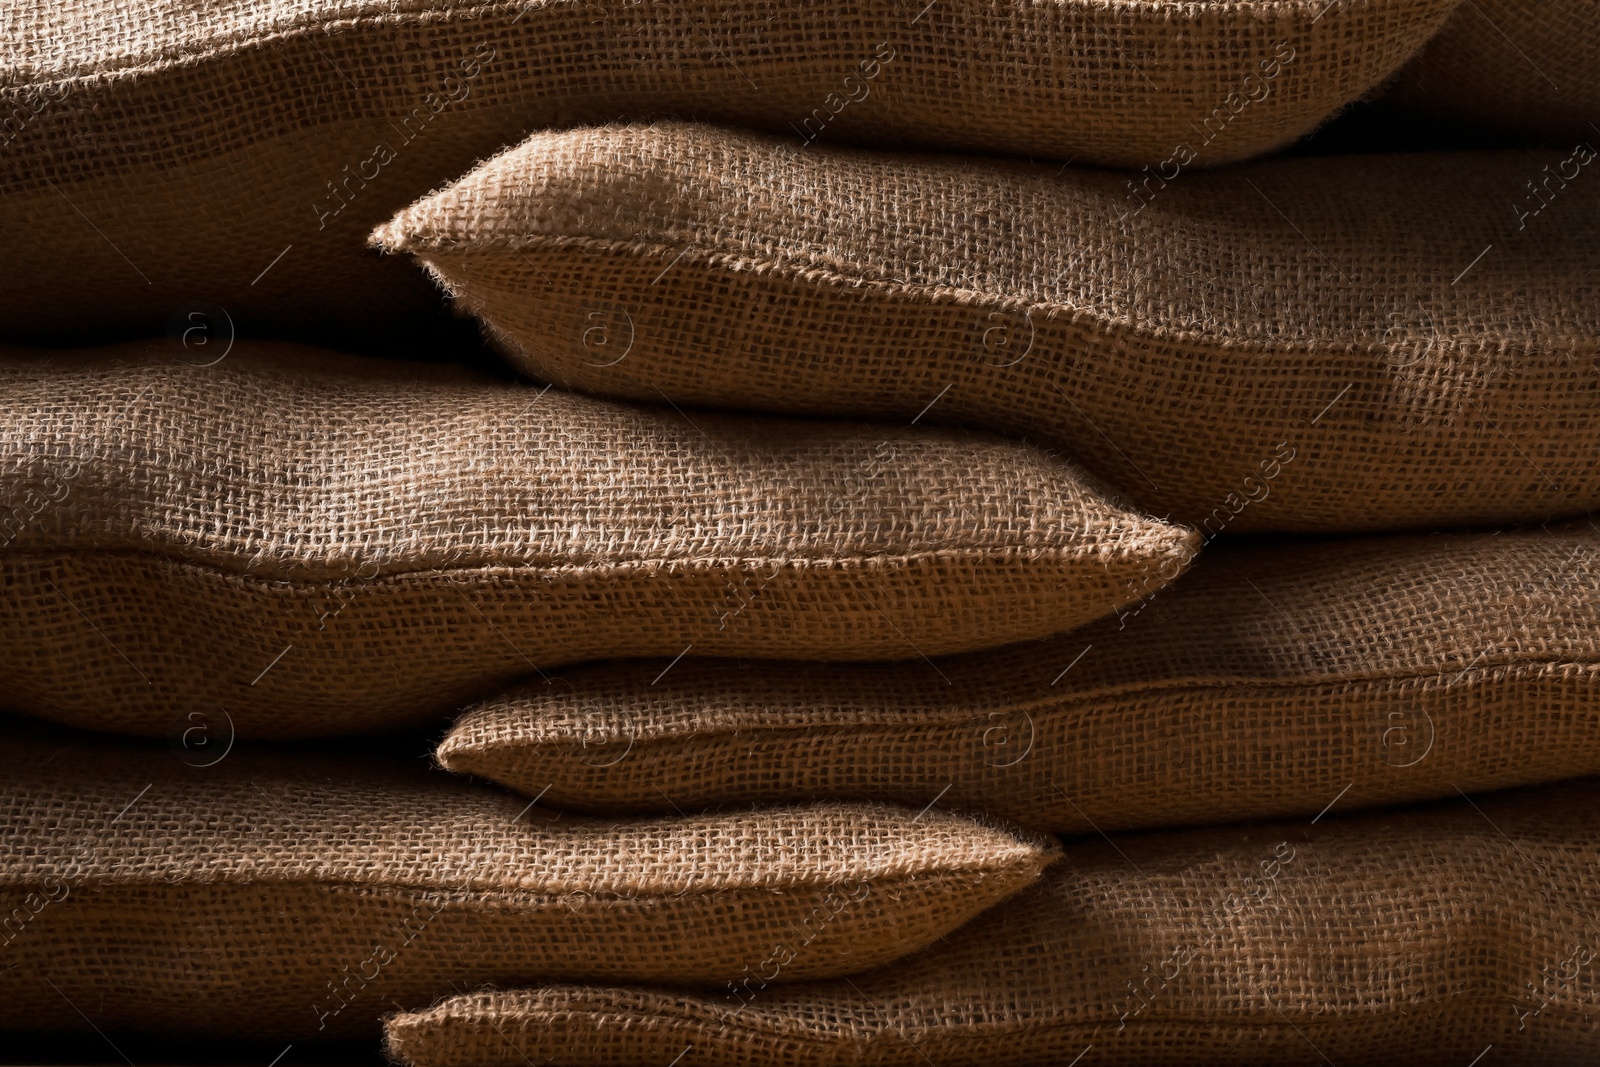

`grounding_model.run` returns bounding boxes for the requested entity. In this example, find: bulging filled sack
[387,779,1600,1066]
[1387,0,1599,141]
[0,0,1456,348]
[374,122,1600,533]
[440,522,1600,832]
[0,342,1194,738]
[0,724,1057,1041]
